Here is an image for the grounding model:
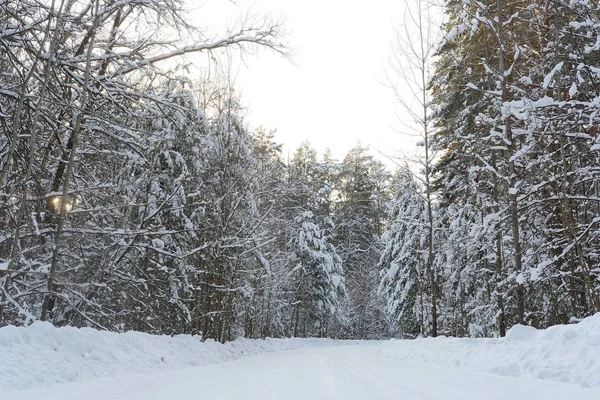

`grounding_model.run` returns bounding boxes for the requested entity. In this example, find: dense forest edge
[1,0,600,342]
